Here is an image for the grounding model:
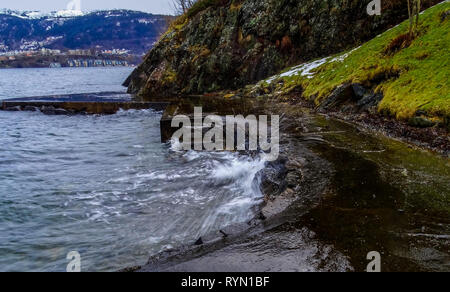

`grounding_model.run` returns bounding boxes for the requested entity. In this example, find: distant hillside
[0,9,173,55]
